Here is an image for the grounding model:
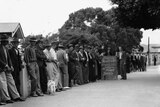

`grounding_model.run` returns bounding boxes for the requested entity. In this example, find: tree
[110,0,160,29]
[58,7,143,53]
